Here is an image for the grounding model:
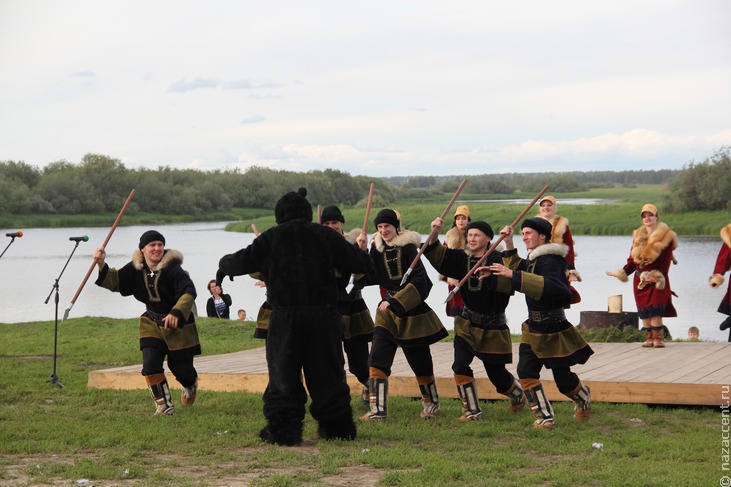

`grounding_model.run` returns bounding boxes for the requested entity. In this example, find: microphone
[69,235,89,242]
[5,231,23,238]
